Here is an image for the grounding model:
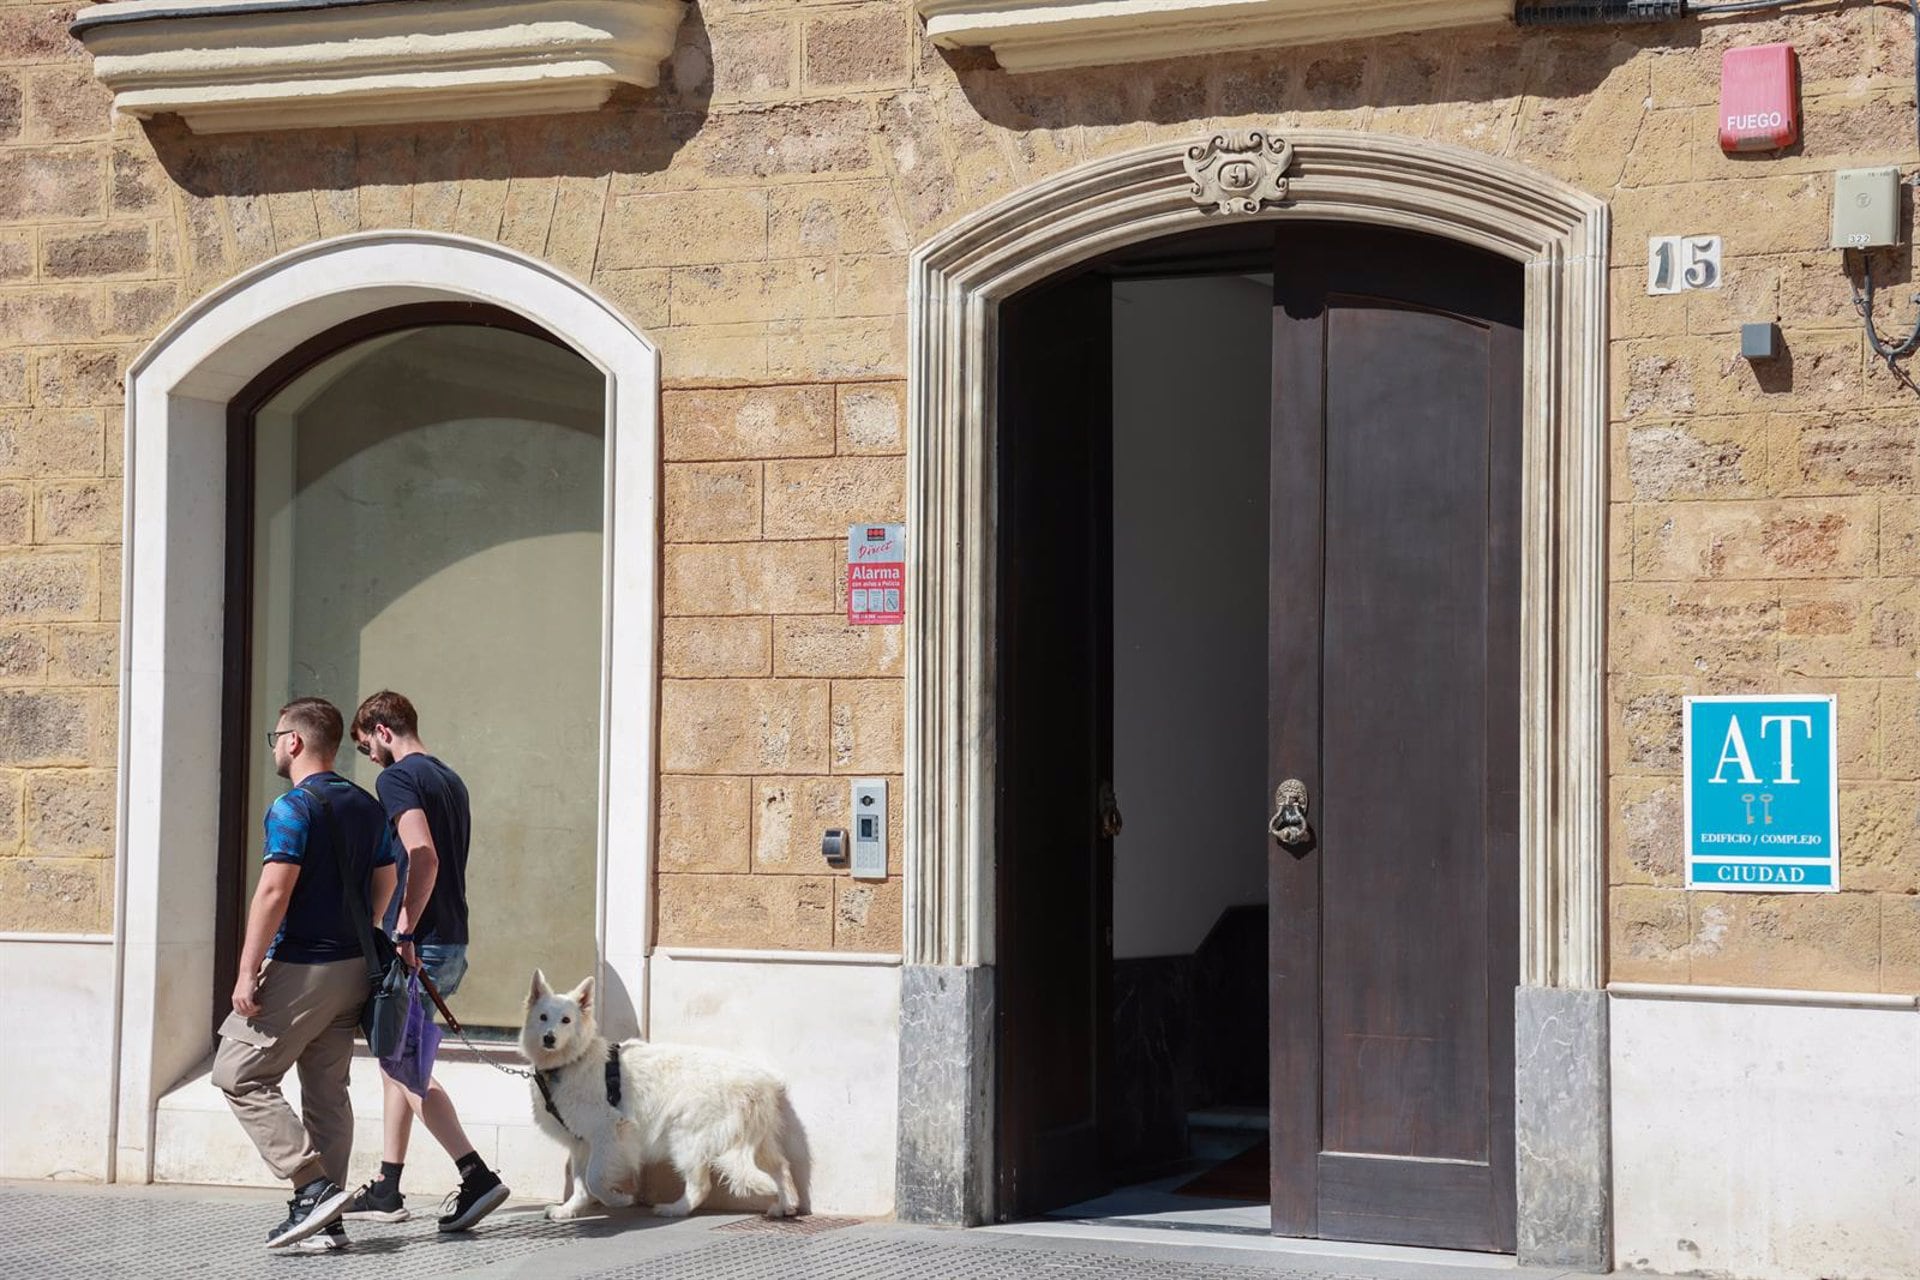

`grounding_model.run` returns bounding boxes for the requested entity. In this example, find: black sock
[455,1151,486,1180]
[374,1161,403,1191]
[297,1175,332,1198]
